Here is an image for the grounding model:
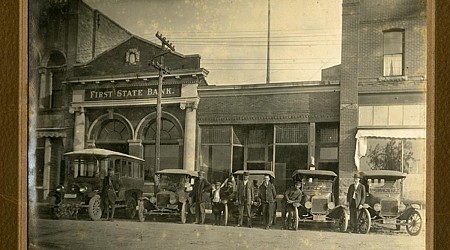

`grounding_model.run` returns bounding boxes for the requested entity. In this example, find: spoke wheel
[338,210,349,233]
[181,202,187,224]
[358,208,371,234]
[125,196,137,219]
[223,203,228,226]
[88,195,102,221]
[138,200,145,222]
[406,210,422,236]
[293,207,299,231]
